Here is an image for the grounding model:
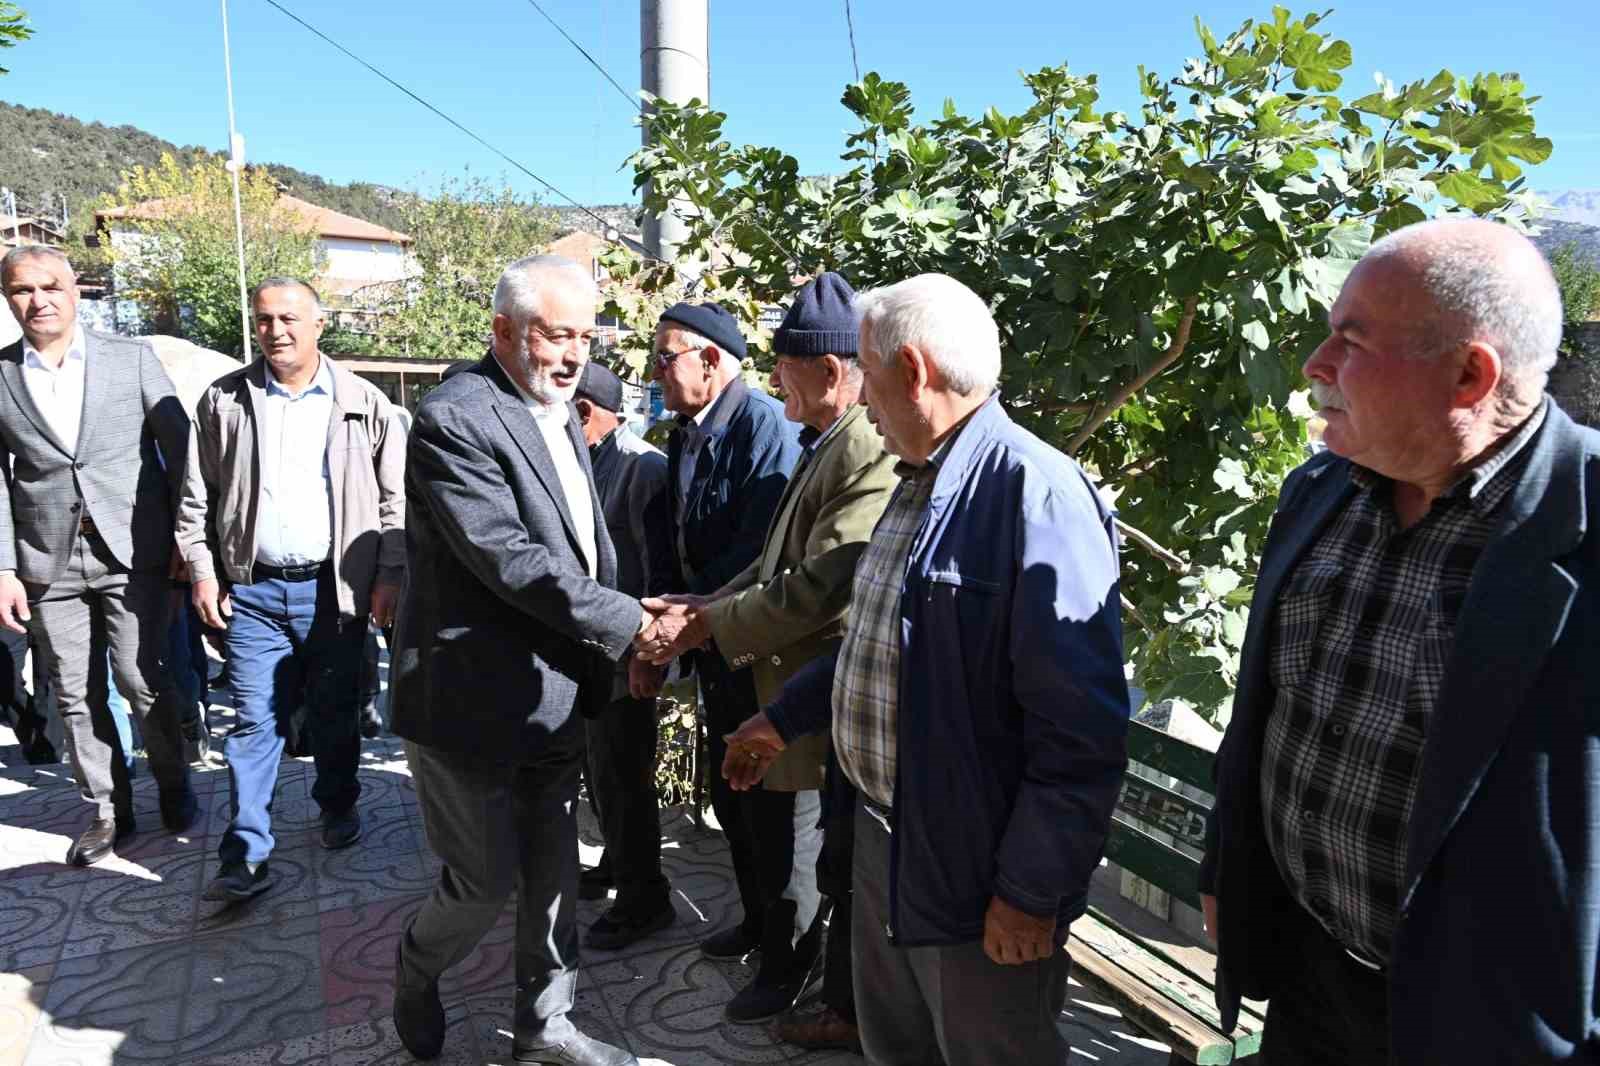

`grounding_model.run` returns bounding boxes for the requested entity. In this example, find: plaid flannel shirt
[1261,400,1548,964]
